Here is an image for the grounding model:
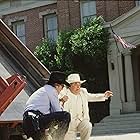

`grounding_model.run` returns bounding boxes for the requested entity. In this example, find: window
[12,20,26,44]
[43,14,58,42]
[80,1,96,24]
